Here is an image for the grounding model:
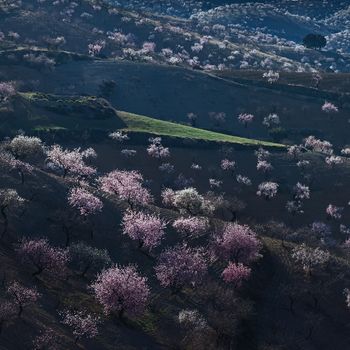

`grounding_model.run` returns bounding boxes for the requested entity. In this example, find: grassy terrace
[117,111,285,148]
[17,93,284,148]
